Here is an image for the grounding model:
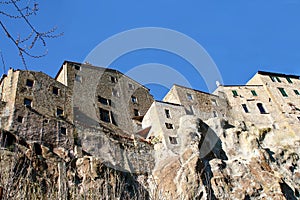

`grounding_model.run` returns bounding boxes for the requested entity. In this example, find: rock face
[0,116,299,199]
